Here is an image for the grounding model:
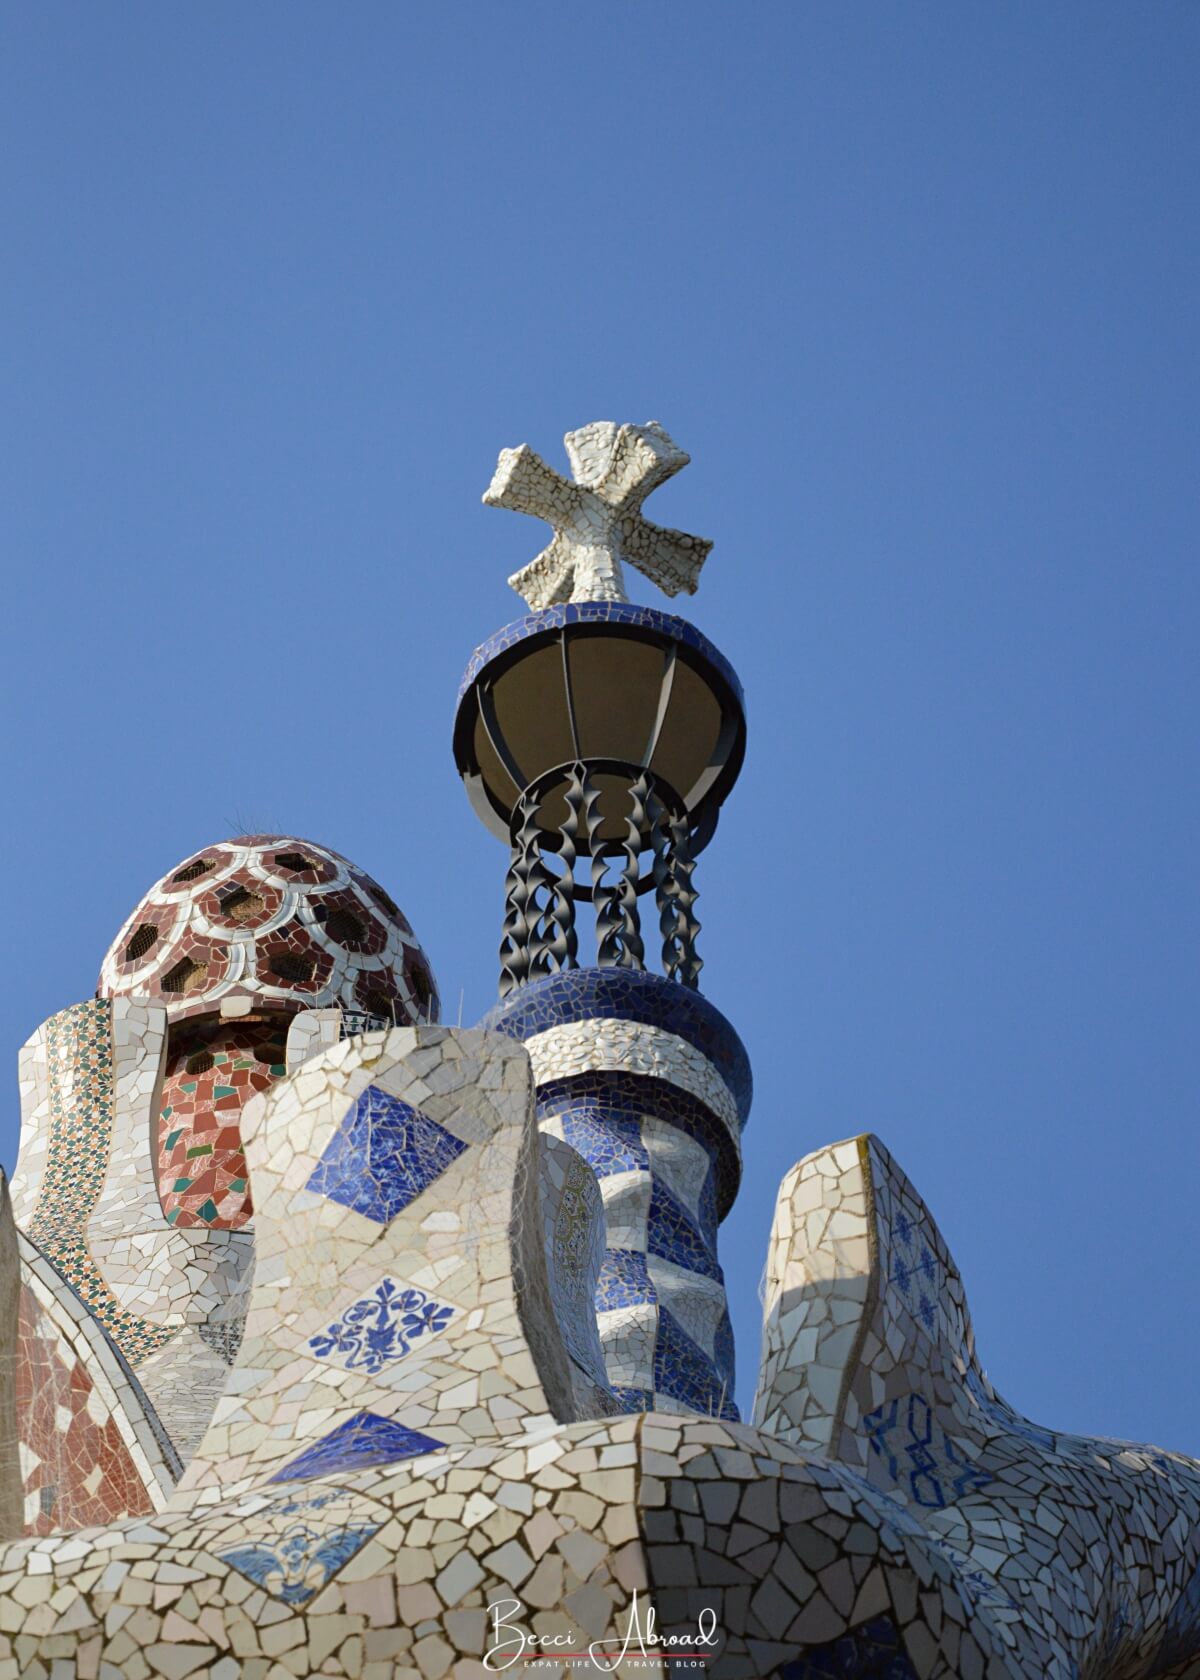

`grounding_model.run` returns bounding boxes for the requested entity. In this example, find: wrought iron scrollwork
[499,790,558,994]
[497,761,702,997]
[589,770,646,972]
[660,810,703,989]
